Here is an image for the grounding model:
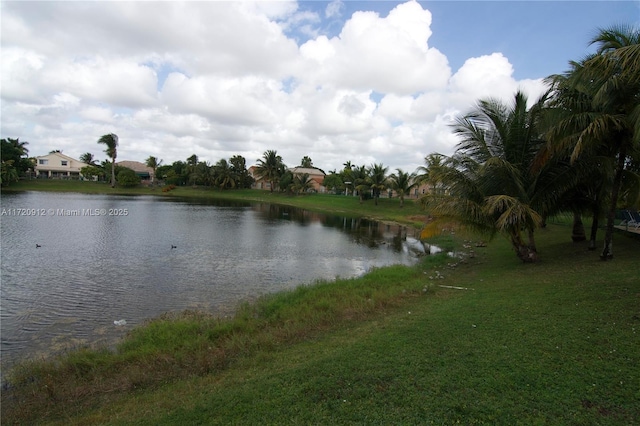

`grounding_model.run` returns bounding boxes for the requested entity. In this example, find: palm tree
[421,90,577,263]
[416,153,446,195]
[97,133,118,187]
[388,169,417,208]
[351,165,370,204]
[186,154,200,186]
[255,150,284,193]
[230,155,253,188]
[213,159,236,190]
[291,173,315,194]
[145,156,163,184]
[80,152,96,165]
[301,156,313,168]
[545,25,640,259]
[368,163,388,206]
